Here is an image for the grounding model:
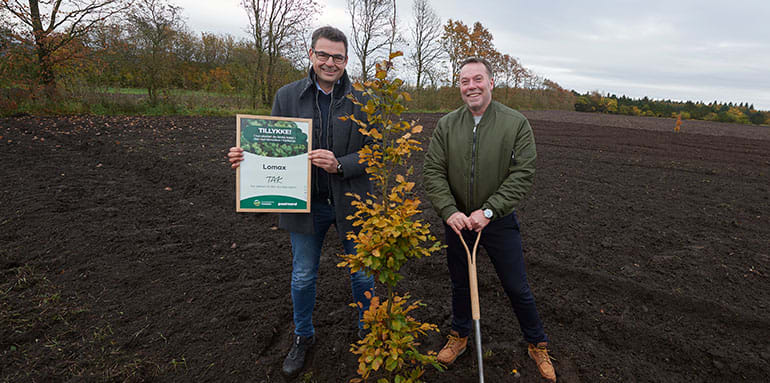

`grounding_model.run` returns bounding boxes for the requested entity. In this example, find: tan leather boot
[437,330,467,364]
[528,342,556,382]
